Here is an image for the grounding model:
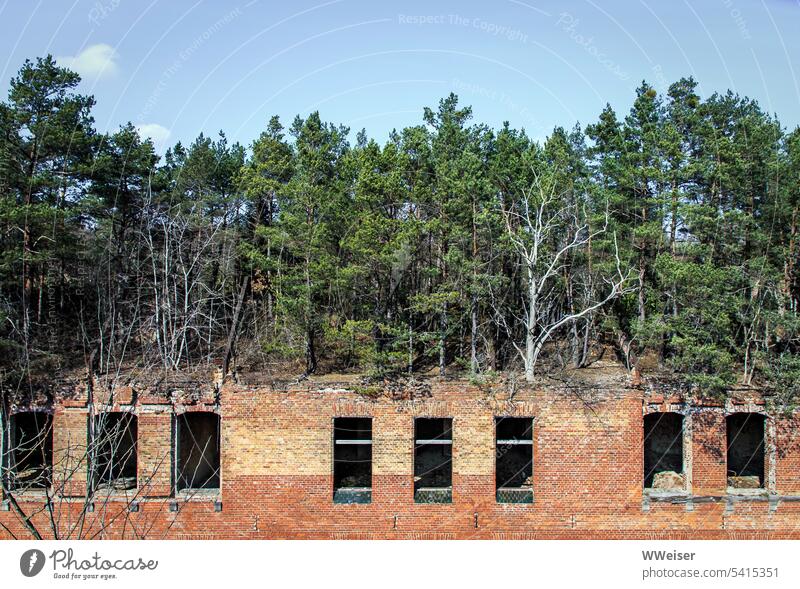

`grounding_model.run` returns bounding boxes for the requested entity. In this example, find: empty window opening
[414,418,452,504]
[92,412,137,491]
[176,412,221,491]
[643,412,684,490]
[496,417,533,503]
[333,417,372,504]
[8,412,53,489]
[726,413,765,490]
